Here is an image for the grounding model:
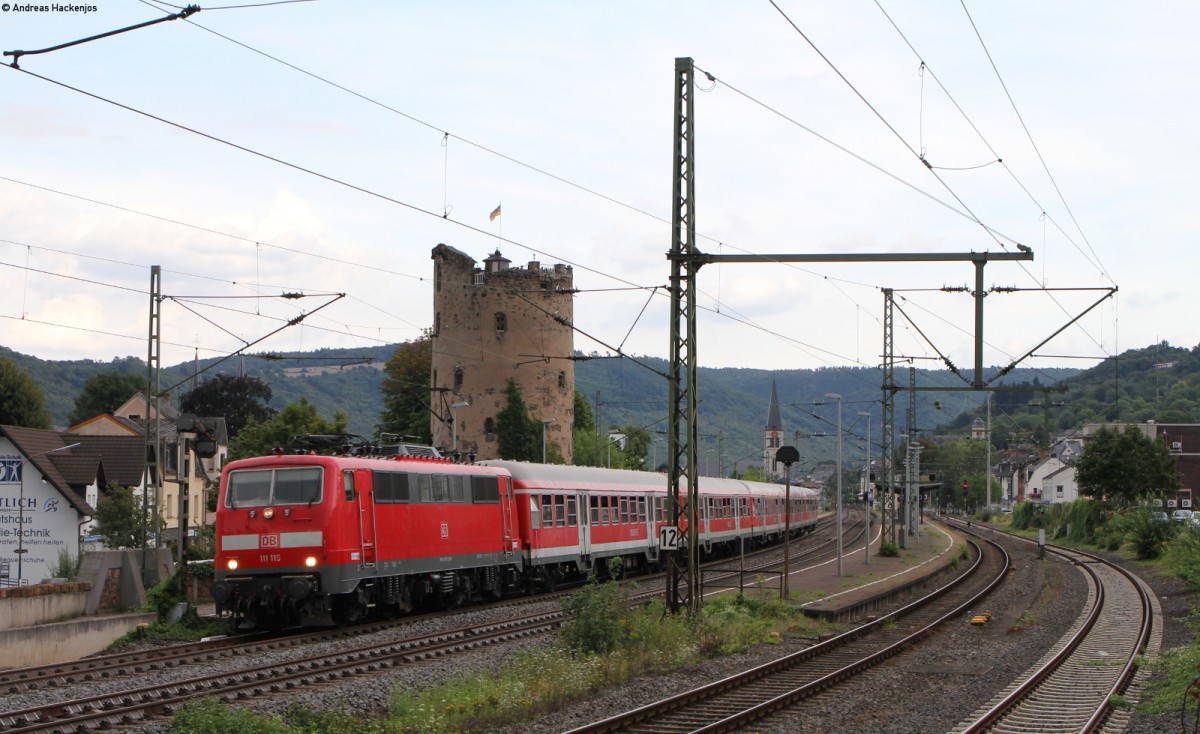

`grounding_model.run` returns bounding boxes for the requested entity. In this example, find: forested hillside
[25,339,1198,463]
[946,342,1200,444]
